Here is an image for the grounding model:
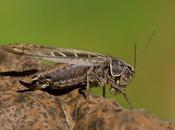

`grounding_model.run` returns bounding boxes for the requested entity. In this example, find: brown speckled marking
[0,45,175,130]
